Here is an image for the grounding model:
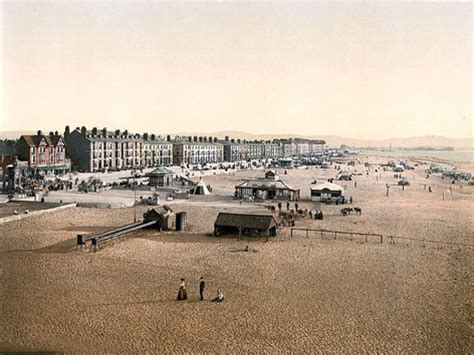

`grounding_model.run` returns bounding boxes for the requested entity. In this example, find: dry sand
[1,157,472,353]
